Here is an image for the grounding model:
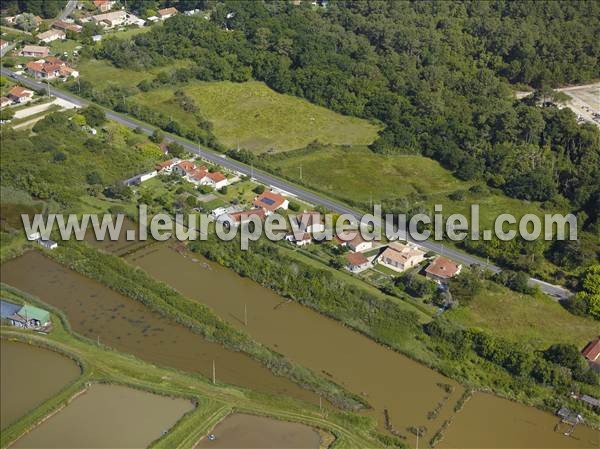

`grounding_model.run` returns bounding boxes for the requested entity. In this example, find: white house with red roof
[0,40,8,51]
[158,7,178,19]
[253,191,289,214]
[173,160,228,189]
[582,339,600,364]
[1,97,12,108]
[7,86,34,104]
[346,252,370,273]
[37,29,65,43]
[219,209,267,227]
[26,58,78,80]
[295,211,325,234]
[378,242,426,273]
[425,256,462,284]
[20,45,50,58]
[156,158,180,173]
[286,230,312,247]
[93,0,116,12]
